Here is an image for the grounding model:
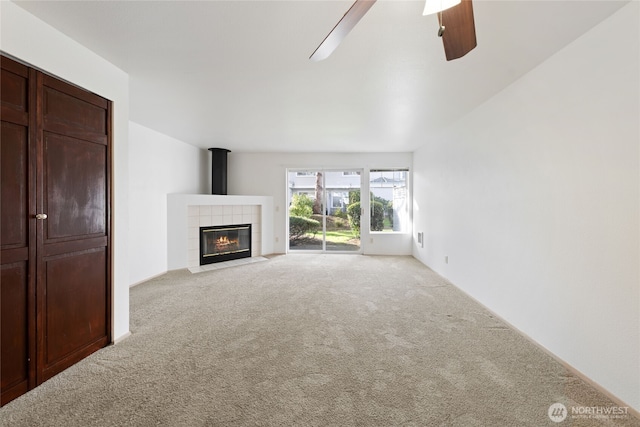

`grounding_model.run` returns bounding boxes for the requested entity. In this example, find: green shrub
[289,193,313,218]
[333,209,347,219]
[347,199,385,236]
[370,201,384,231]
[289,215,320,241]
[347,202,361,237]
